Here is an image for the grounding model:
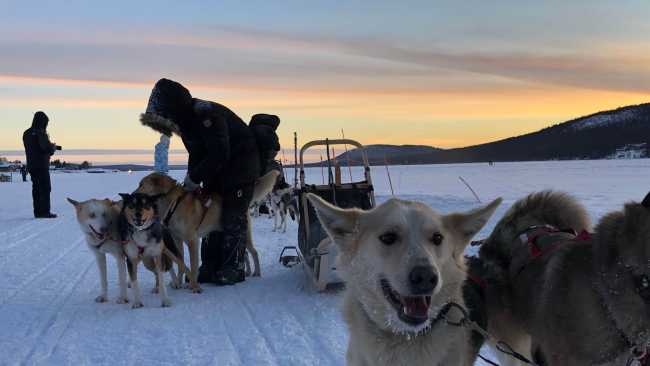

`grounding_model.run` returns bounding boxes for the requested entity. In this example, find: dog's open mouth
[380,279,432,326]
[88,225,106,241]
